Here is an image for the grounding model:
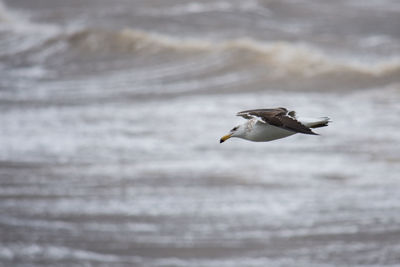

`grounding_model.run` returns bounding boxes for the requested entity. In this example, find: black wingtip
[303,132,319,136]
